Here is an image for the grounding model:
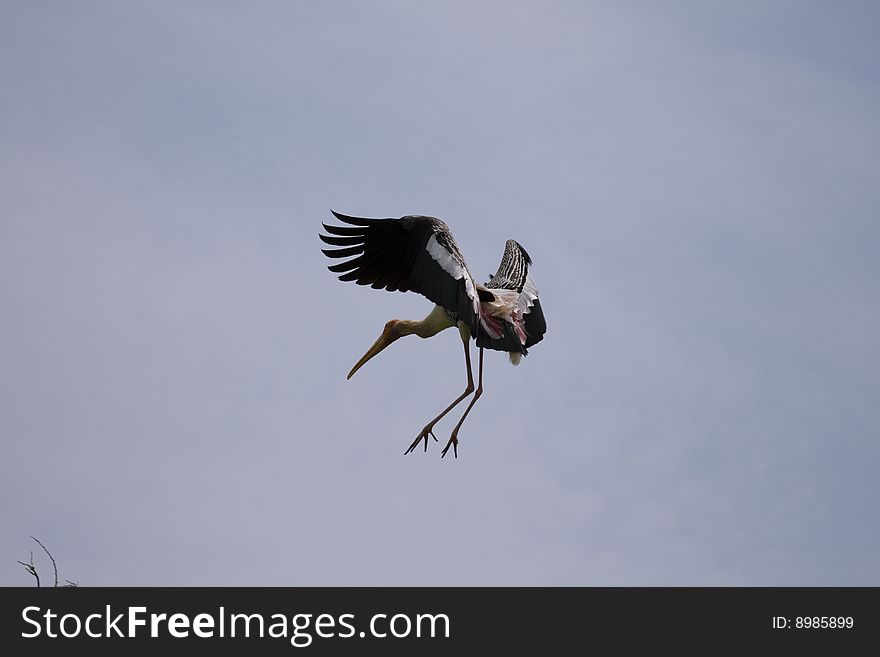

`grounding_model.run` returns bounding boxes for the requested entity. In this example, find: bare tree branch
[18,537,76,587]
[30,536,59,587]
[16,550,40,587]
